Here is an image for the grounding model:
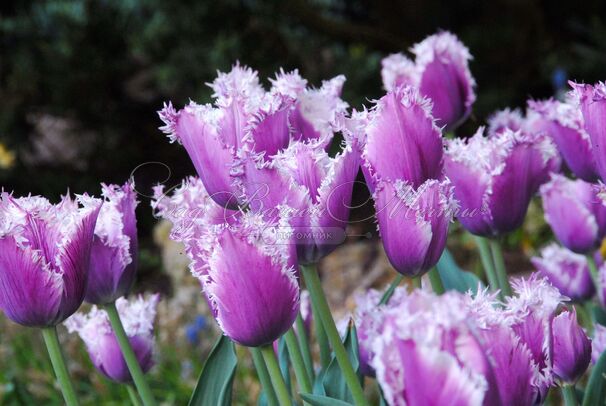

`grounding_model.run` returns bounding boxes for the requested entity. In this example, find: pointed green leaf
[300,393,354,406]
[322,321,362,402]
[437,249,483,294]
[188,335,237,406]
[582,348,606,406]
